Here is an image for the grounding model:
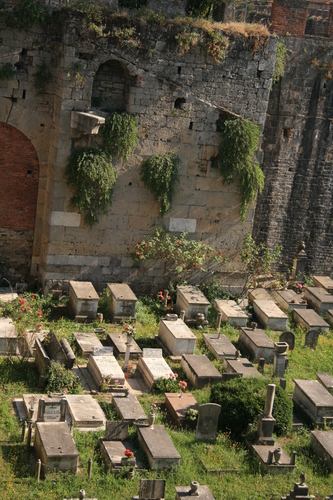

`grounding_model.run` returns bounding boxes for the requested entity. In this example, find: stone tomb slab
[164,392,199,426]
[238,327,275,363]
[251,442,296,474]
[74,332,103,358]
[100,438,137,471]
[203,333,238,361]
[293,308,329,333]
[137,354,174,390]
[107,333,142,359]
[223,358,262,378]
[273,290,307,312]
[158,317,196,355]
[293,379,333,426]
[69,281,99,319]
[66,395,106,428]
[313,276,333,294]
[137,424,181,470]
[248,288,275,305]
[304,287,333,314]
[181,354,222,389]
[34,422,79,475]
[316,372,333,395]
[112,393,147,424]
[175,285,210,320]
[0,317,18,355]
[253,300,288,330]
[23,394,64,422]
[105,421,128,441]
[87,353,125,388]
[214,299,248,327]
[175,485,215,500]
[107,283,137,319]
[310,430,333,472]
